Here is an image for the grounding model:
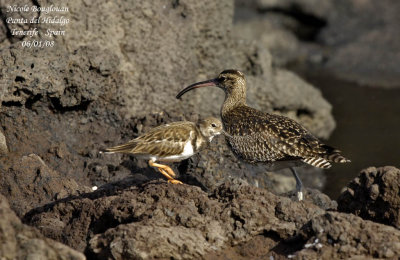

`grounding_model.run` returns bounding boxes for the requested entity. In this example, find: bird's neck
[195,127,209,150]
[221,88,246,116]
